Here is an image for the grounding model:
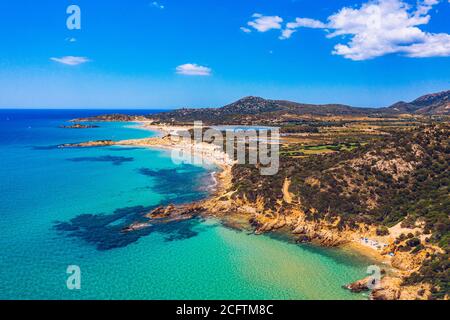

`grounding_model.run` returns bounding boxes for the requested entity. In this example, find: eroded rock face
[370,277,432,300]
[290,209,349,247]
[371,277,402,300]
[212,195,352,247]
[116,166,440,300]
[391,250,427,271]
